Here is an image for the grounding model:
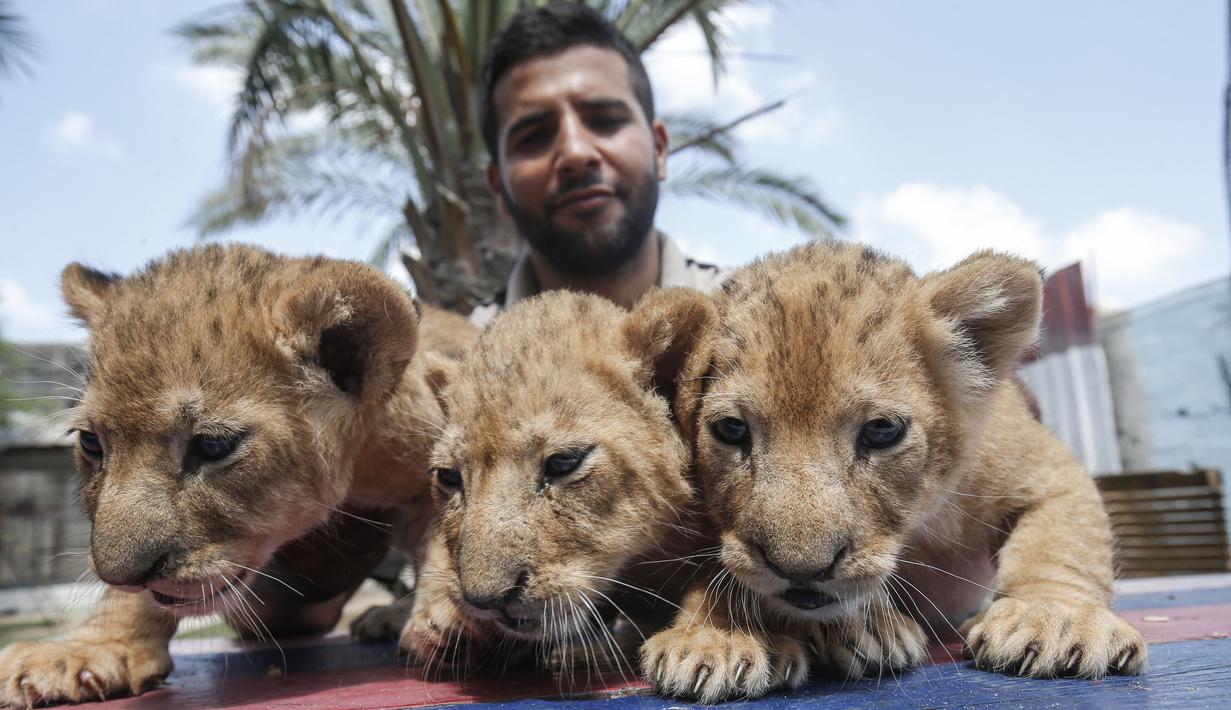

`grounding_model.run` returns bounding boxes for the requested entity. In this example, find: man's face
[487,45,668,277]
